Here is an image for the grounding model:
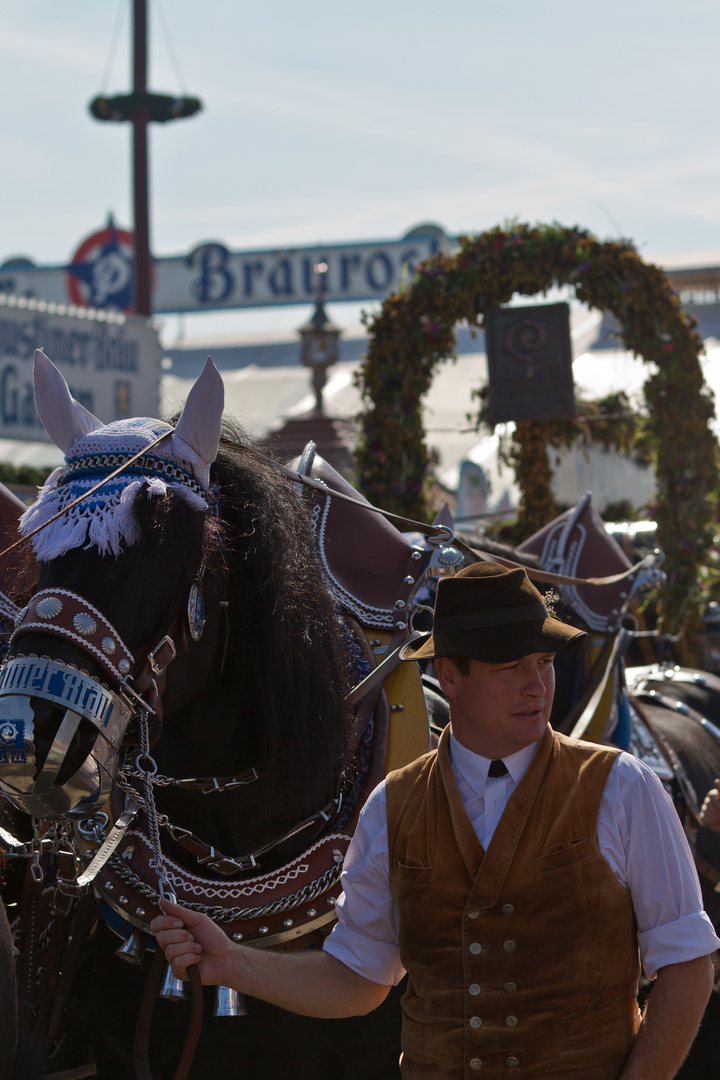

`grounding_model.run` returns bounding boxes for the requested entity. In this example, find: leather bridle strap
[270,459,660,590]
[134,950,204,1080]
